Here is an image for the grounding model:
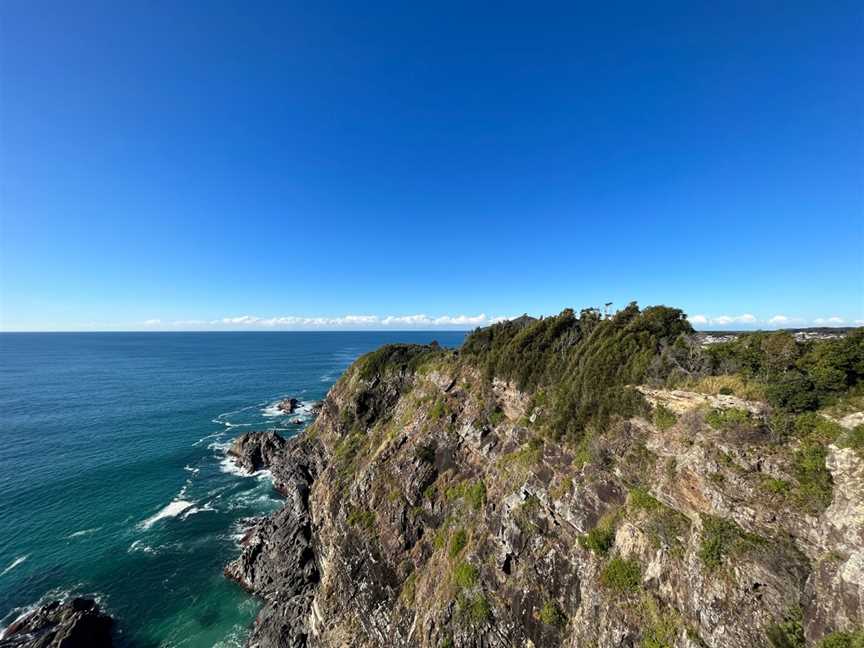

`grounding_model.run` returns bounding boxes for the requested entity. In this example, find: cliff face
[227,329,864,647]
